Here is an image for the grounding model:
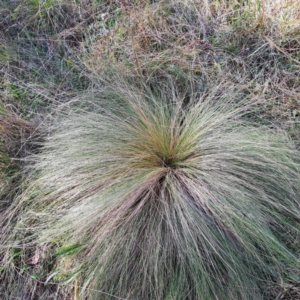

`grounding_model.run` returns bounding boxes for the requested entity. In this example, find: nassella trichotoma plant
[8,80,300,299]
